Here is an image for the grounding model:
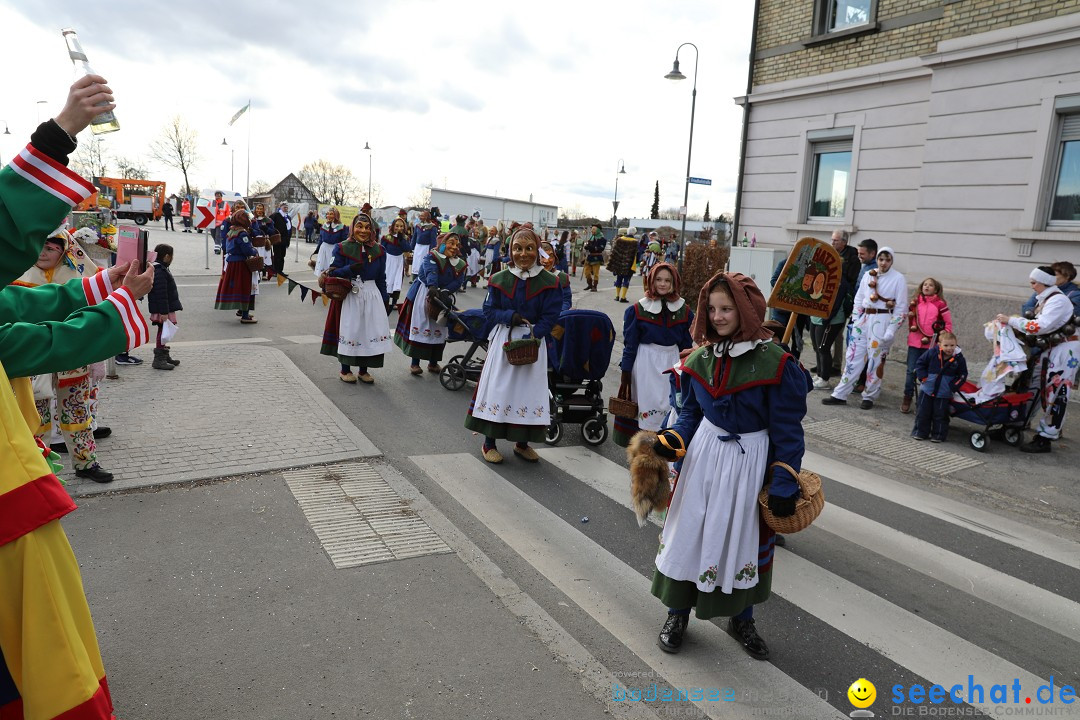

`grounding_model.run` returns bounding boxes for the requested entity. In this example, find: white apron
[338,279,392,359]
[251,270,262,295]
[385,253,405,293]
[632,343,679,431]
[656,421,768,595]
[469,324,550,427]
[466,248,480,277]
[407,283,449,346]
[410,243,431,275]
